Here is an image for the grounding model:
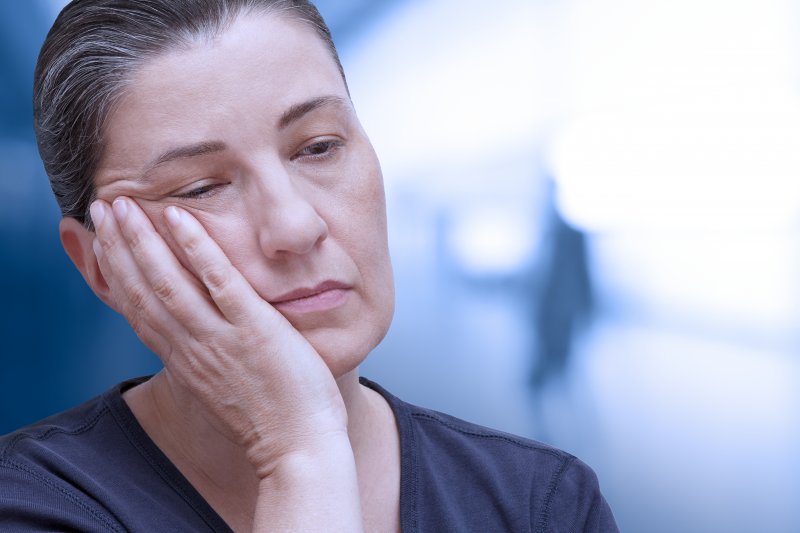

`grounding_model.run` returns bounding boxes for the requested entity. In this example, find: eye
[172,182,224,200]
[293,139,343,161]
